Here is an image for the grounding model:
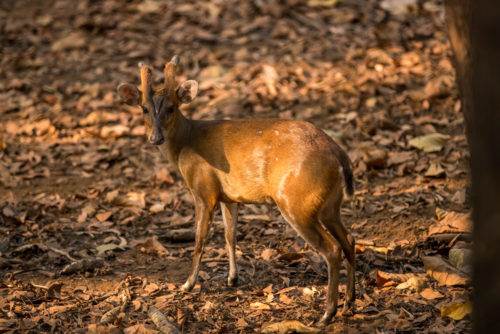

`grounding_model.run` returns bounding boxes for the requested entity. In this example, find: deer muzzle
[149,126,164,145]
